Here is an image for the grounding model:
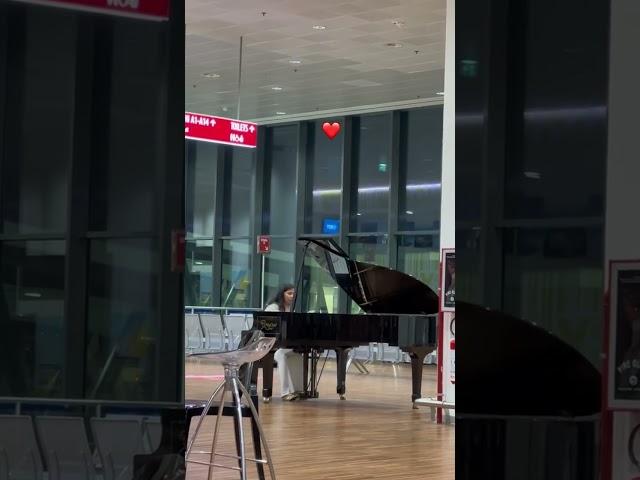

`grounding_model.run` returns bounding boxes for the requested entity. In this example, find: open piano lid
[299,237,438,315]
